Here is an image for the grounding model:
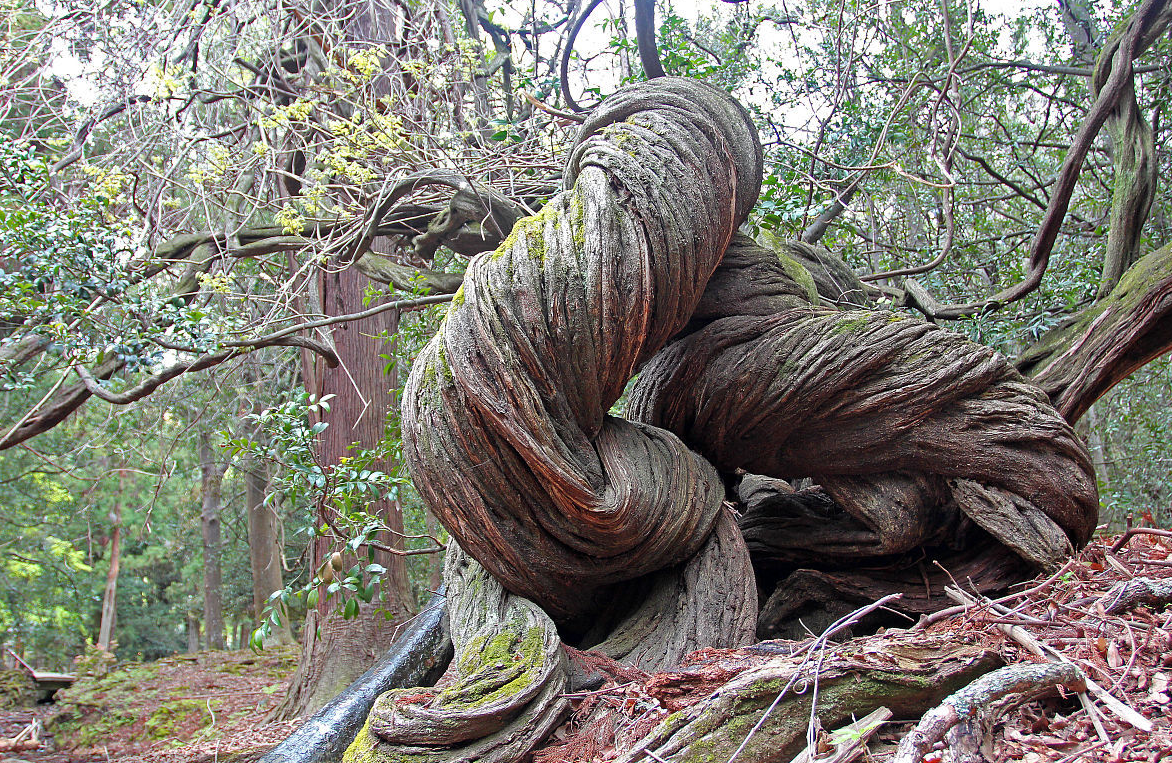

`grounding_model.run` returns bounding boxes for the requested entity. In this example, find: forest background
[0,0,1169,722]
